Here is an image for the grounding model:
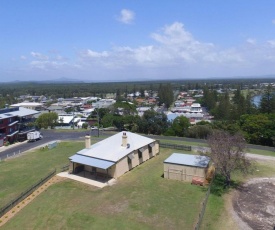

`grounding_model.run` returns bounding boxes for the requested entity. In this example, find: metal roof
[0,107,39,119]
[164,153,210,168]
[69,154,115,170]
[77,131,156,162]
